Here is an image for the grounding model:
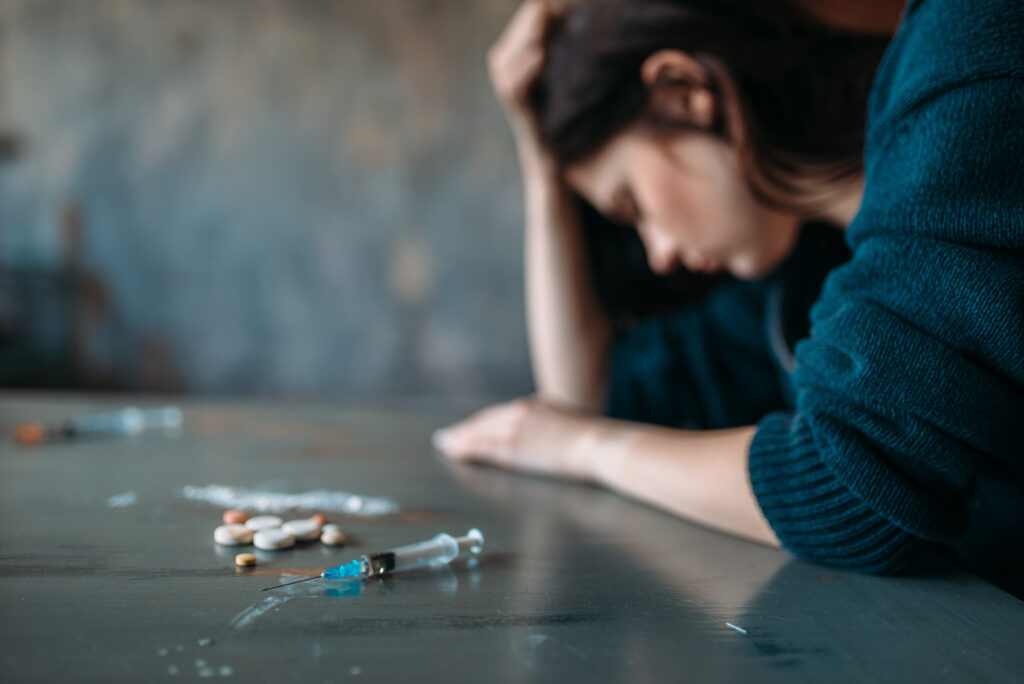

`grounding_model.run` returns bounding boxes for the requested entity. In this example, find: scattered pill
[253,528,296,551]
[222,509,250,525]
[245,515,283,531]
[235,553,256,567]
[282,518,321,542]
[13,422,45,444]
[214,524,254,546]
[198,637,213,647]
[310,514,328,526]
[321,523,347,546]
